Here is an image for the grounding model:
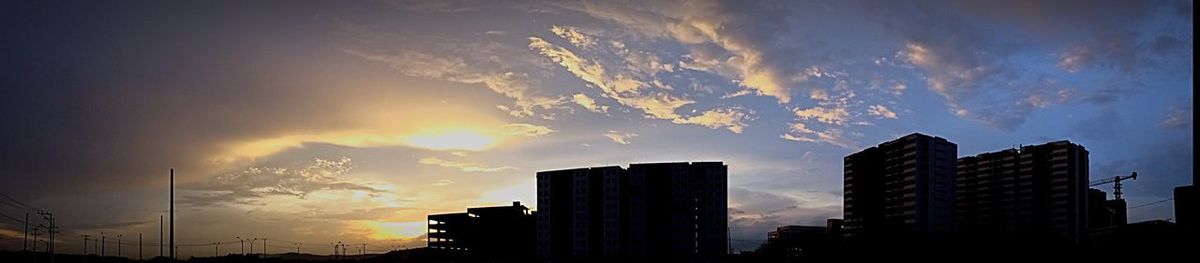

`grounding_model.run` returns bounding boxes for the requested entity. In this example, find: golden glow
[215,127,503,162]
[361,221,426,240]
[401,129,499,151]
